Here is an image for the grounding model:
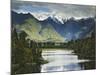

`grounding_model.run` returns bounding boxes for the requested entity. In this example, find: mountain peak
[31,13,67,24]
[11,11,38,24]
